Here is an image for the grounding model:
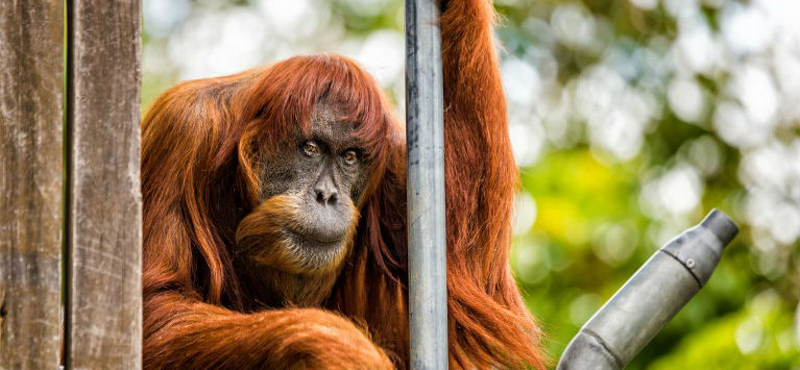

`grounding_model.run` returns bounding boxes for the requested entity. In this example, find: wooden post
[0,0,64,368]
[65,0,143,368]
[405,0,448,369]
